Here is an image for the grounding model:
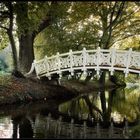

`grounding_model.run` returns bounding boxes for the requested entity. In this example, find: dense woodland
[0,1,140,84]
